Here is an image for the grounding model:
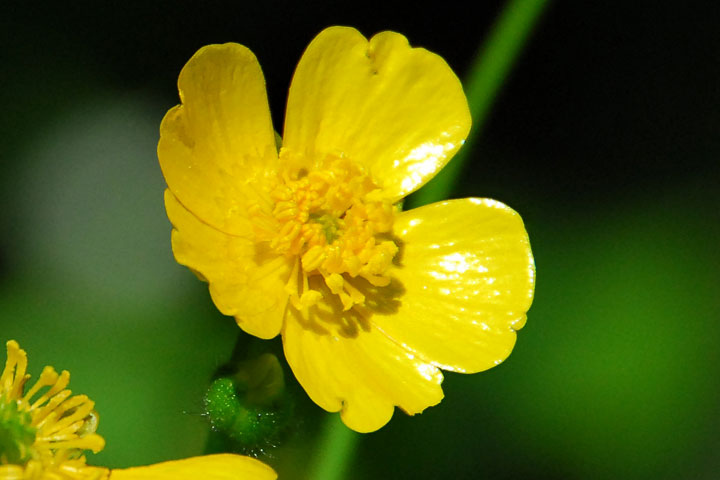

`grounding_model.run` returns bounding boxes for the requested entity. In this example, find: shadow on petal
[287,275,405,339]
